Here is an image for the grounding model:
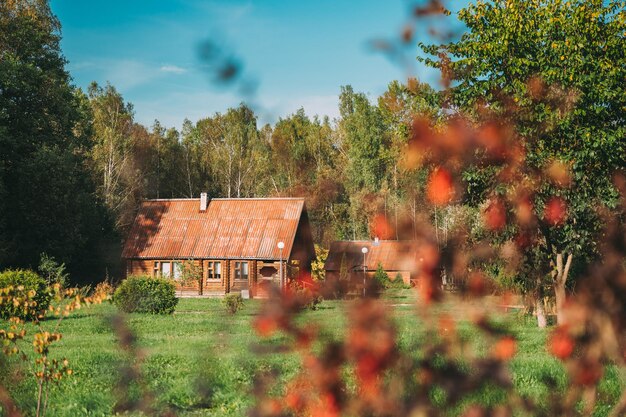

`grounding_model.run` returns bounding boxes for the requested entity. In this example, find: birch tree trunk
[535,275,547,328]
[553,252,573,325]
[536,297,547,328]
